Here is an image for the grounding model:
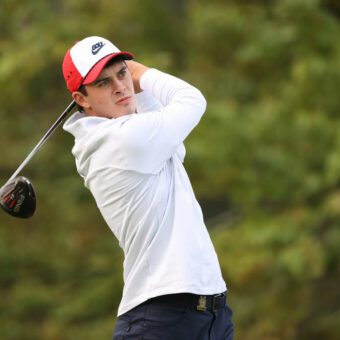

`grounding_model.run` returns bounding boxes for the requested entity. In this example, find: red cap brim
[82,52,134,85]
